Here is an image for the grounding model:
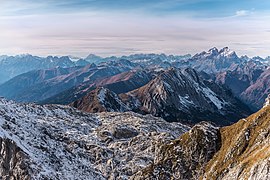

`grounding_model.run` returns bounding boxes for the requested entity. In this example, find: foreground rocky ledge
[0,98,189,179]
